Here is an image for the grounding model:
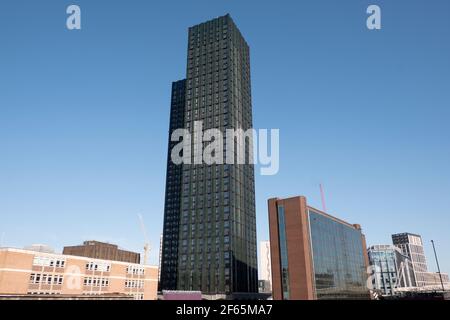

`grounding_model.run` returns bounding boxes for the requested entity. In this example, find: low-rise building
[0,247,158,300]
[422,272,450,289]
